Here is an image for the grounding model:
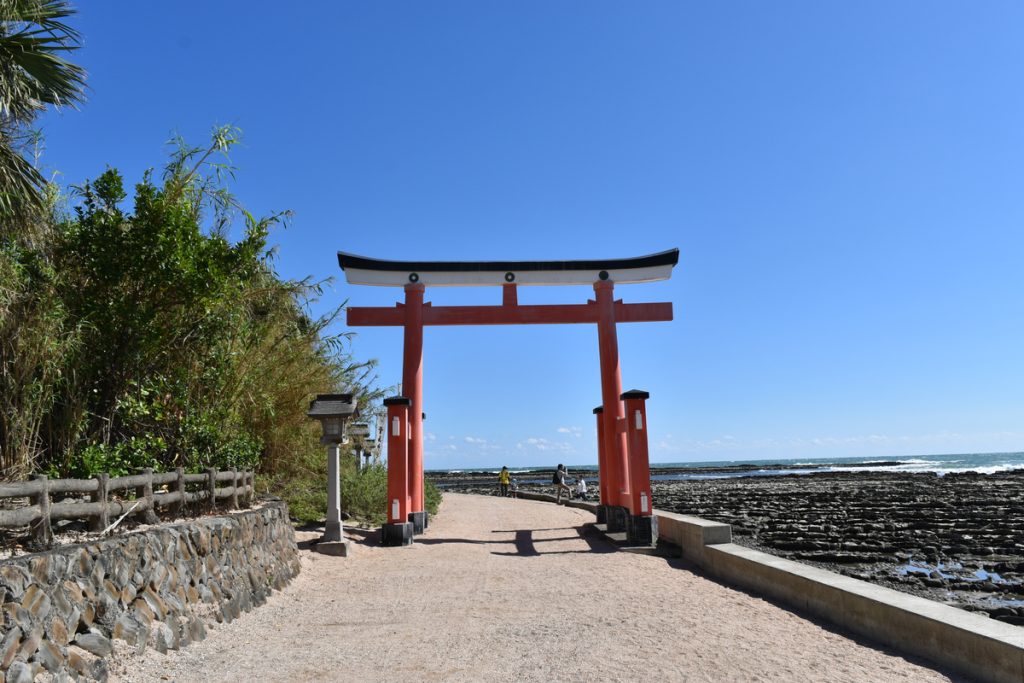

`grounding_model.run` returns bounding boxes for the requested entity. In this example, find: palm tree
[0,0,85,218]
